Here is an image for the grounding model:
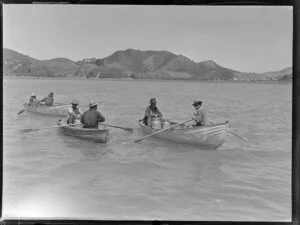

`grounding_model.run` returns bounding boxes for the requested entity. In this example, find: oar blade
[20,128,37,133]
[124,127,134,132]
[133,139,142,143]
[18,109,26,115]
